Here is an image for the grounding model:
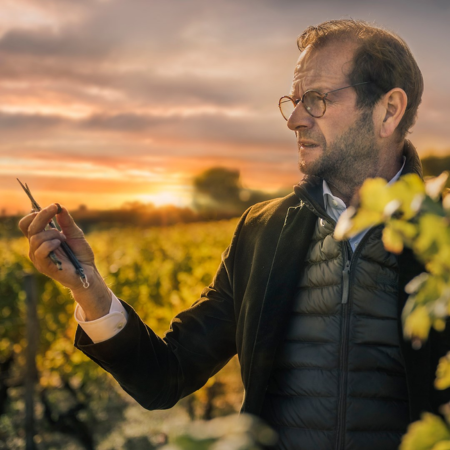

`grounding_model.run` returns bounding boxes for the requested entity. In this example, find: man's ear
[377,88,408,139]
